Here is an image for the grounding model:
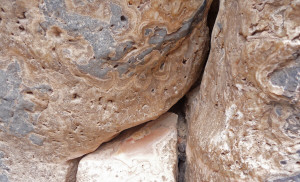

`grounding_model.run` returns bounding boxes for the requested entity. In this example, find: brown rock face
[0,0,211,181]
[186,0,300,181]
[77,112,178,182]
